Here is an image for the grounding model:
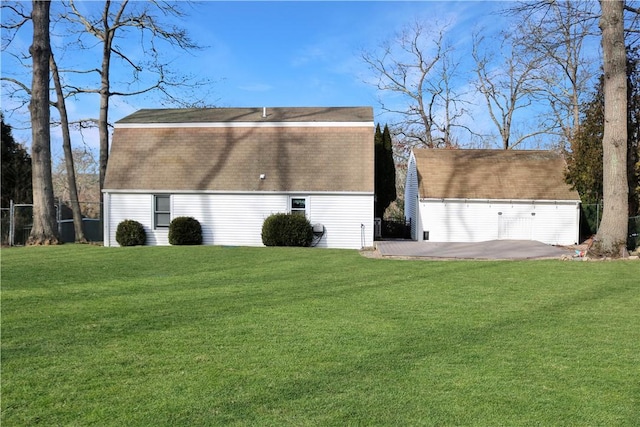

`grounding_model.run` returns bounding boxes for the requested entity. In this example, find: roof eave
[419,197,581,203]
